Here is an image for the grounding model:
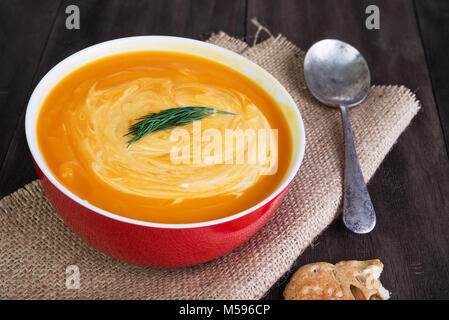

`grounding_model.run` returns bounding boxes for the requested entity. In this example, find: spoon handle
[339,105,376,234]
